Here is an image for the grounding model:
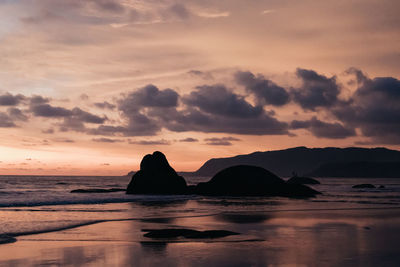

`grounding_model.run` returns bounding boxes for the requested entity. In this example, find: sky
[0,0,399,175]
